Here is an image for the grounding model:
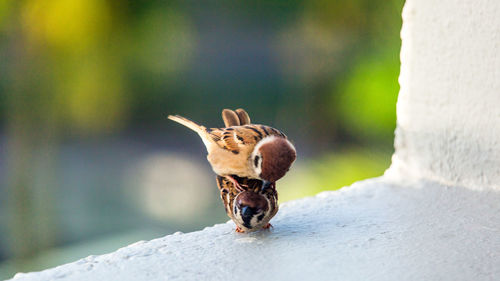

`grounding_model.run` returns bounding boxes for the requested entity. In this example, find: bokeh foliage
[0,0,404,278]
